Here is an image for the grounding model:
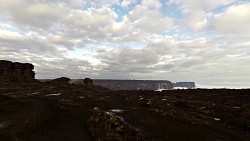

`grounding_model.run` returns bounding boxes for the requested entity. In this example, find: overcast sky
[0,0,249,88]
